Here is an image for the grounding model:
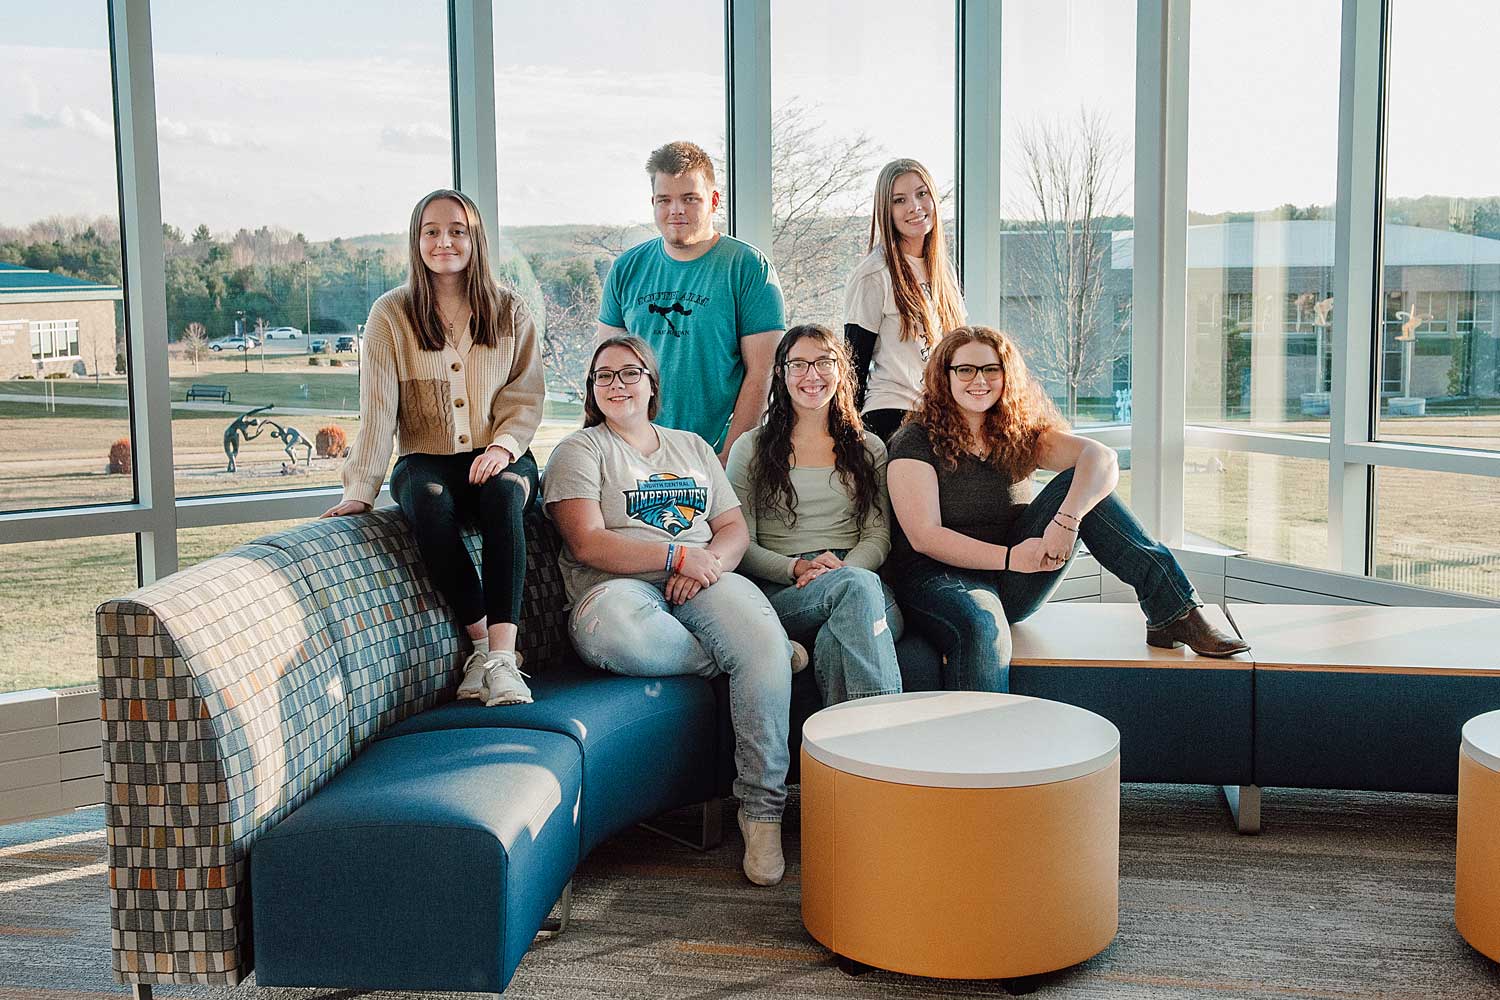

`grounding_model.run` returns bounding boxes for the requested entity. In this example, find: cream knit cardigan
[340,285,545,506]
